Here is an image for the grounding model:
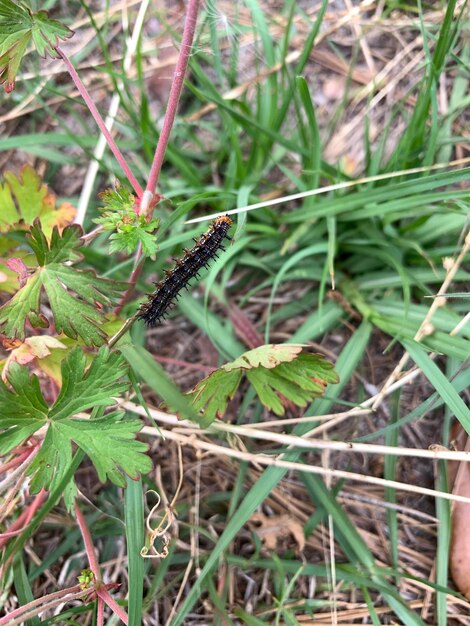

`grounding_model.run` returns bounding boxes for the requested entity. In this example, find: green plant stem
[108,315,138,348]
